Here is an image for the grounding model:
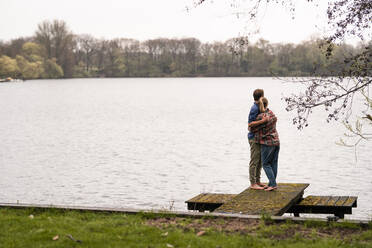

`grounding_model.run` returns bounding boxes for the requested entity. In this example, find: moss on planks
[215,183,309,216]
